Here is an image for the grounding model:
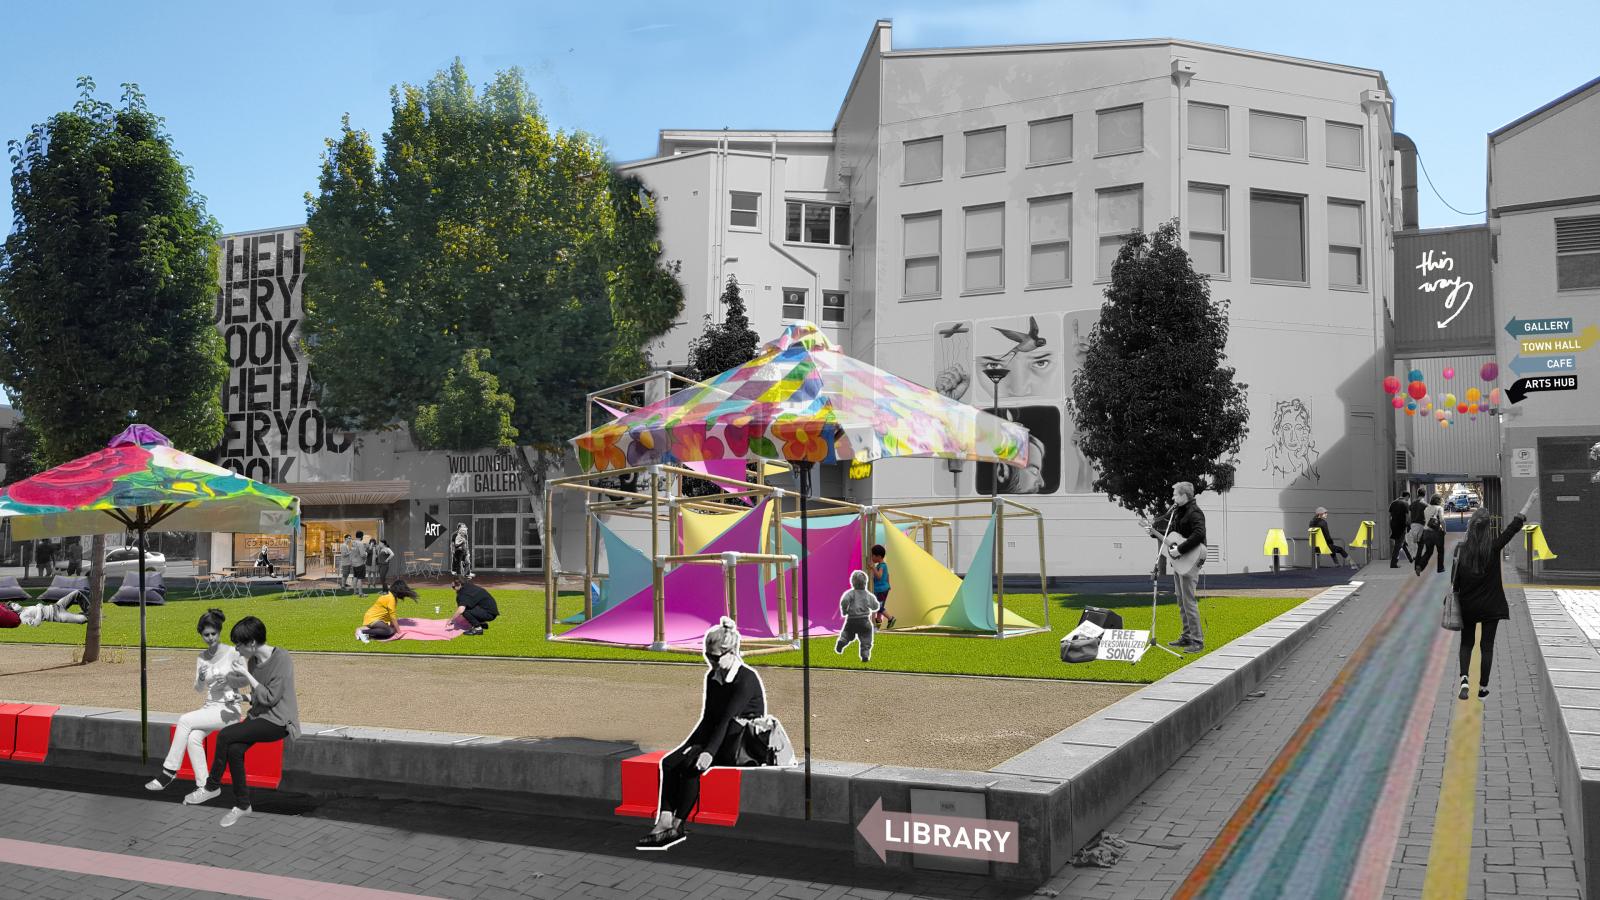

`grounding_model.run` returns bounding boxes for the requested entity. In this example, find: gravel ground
[0,643,1137,770]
